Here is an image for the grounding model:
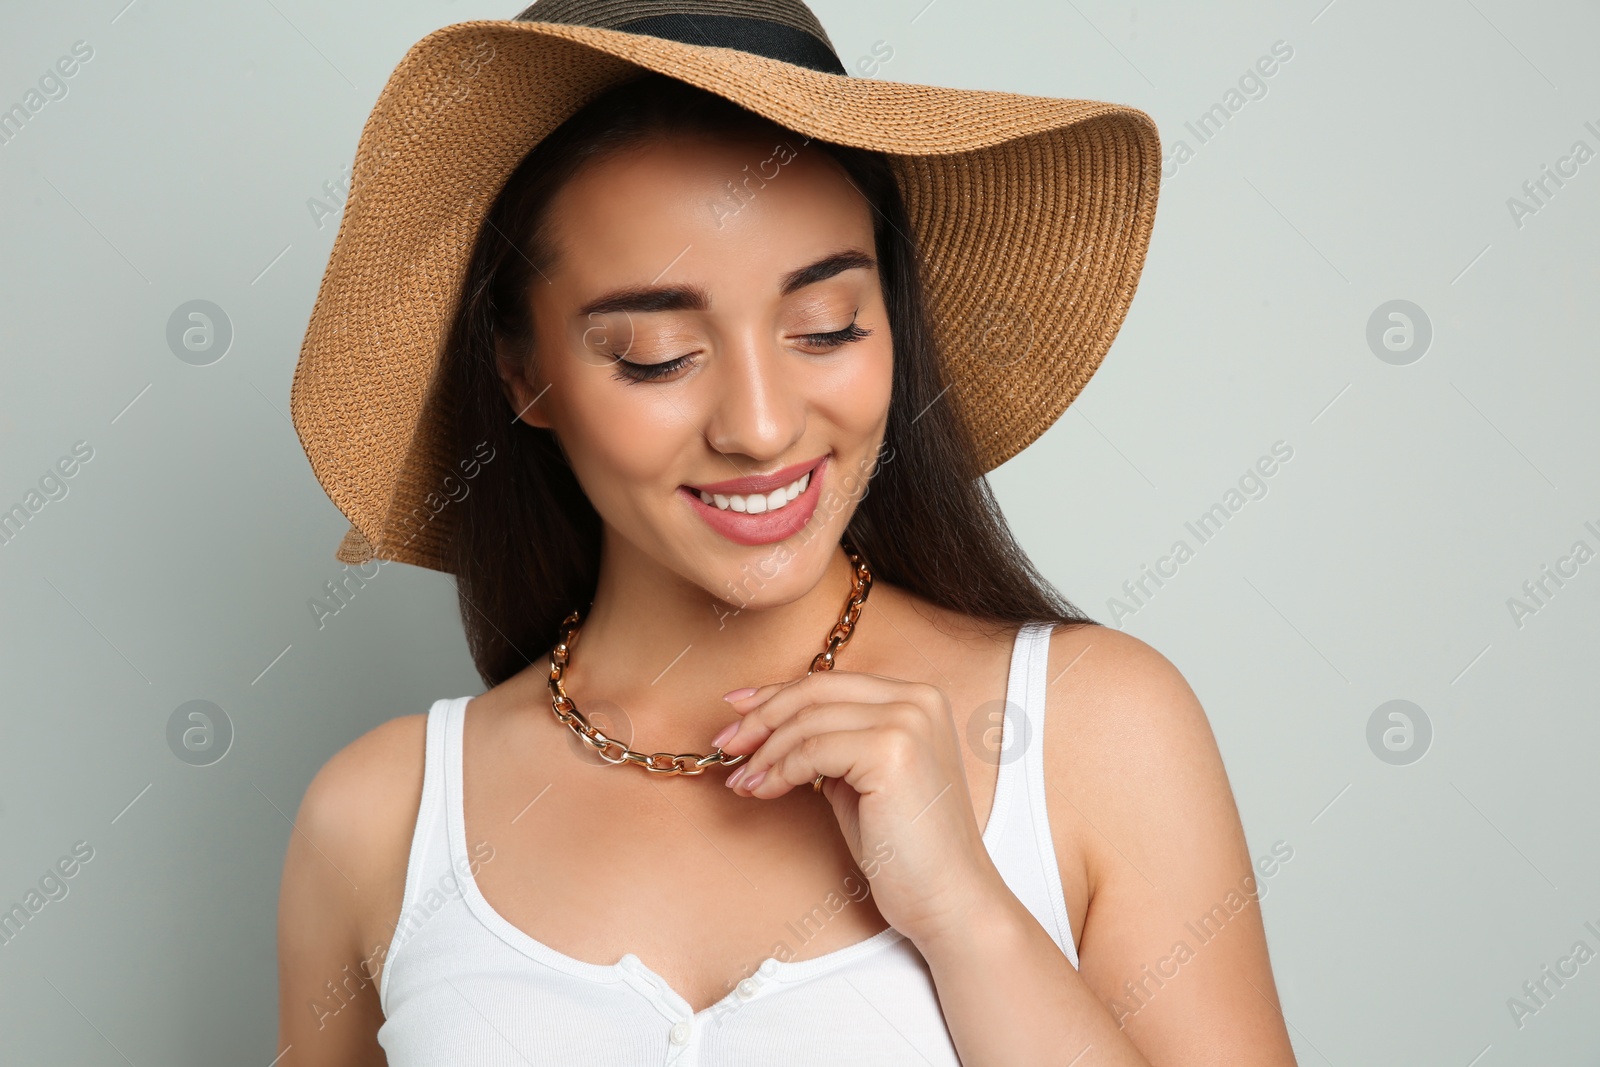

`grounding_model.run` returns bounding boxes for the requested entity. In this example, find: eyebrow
[575,248,877,318]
